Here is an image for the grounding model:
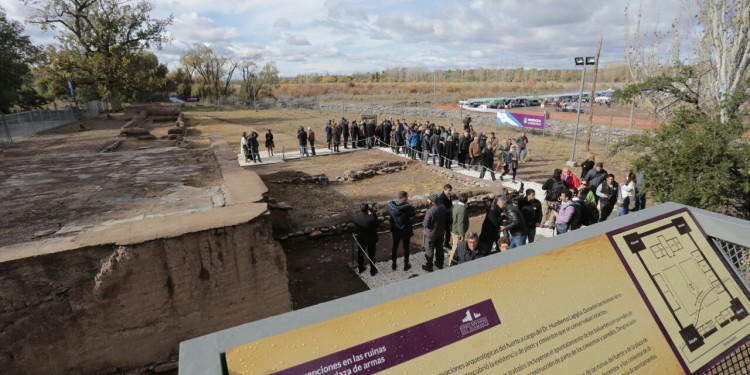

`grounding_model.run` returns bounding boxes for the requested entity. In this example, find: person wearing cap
[307,127,316,156]
[422,193,447,272]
